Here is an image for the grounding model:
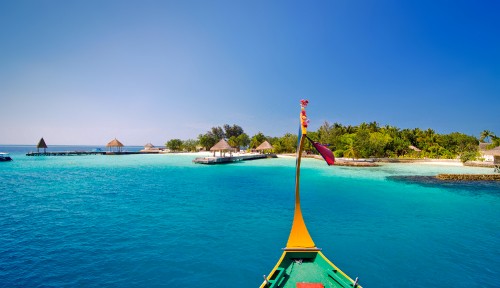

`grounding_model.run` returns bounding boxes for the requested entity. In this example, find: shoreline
[167,151,496,169]
[16,147,493,171]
